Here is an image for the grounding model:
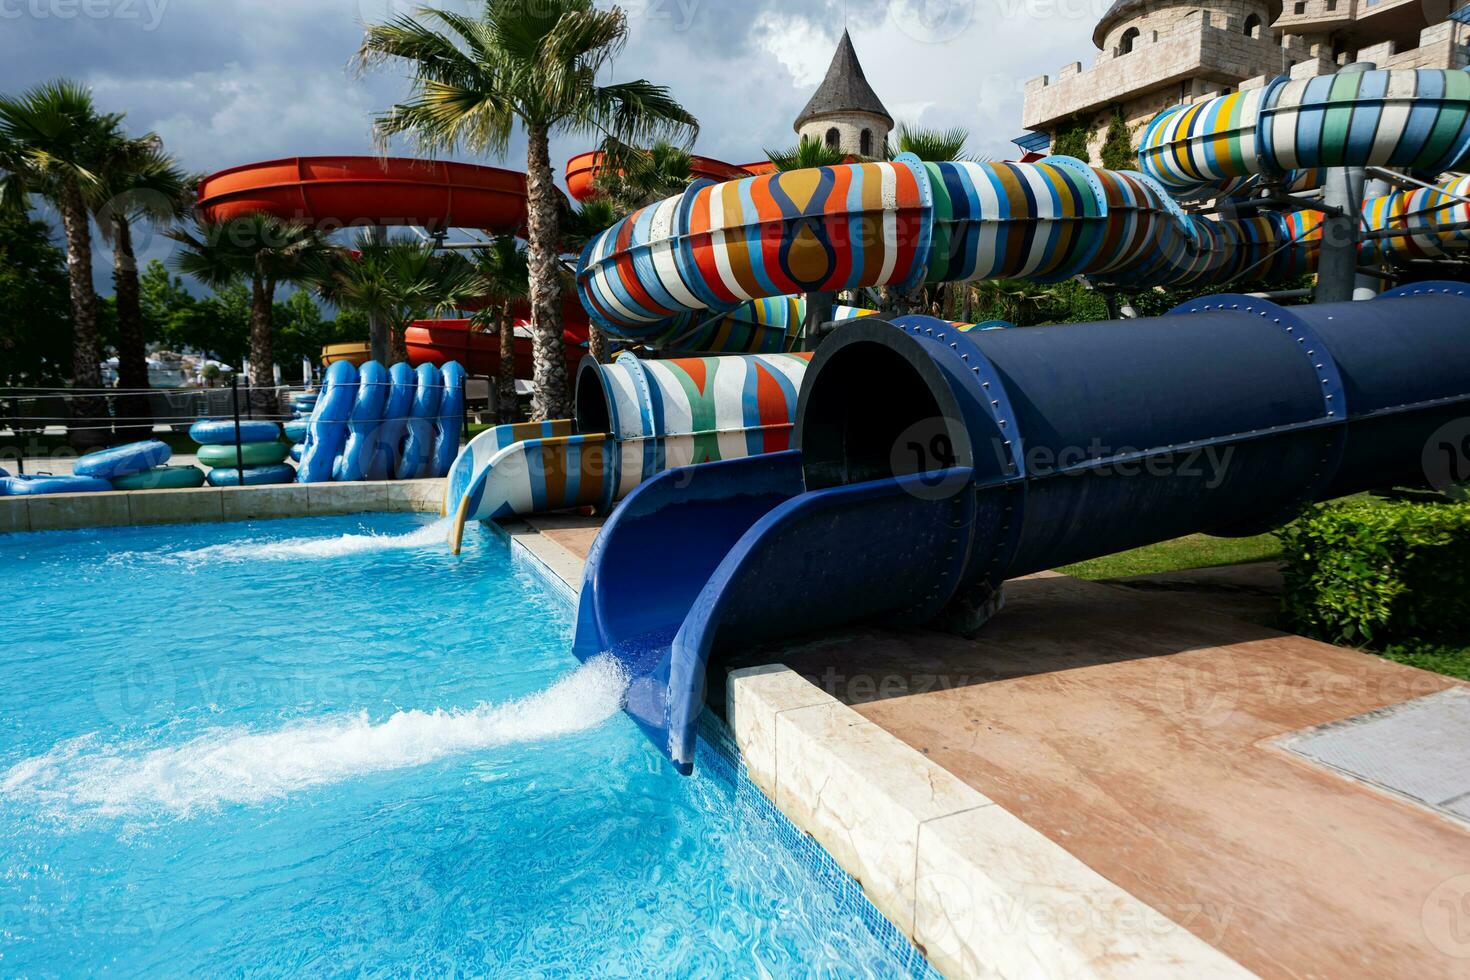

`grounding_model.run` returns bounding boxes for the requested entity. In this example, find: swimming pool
[0,514,935,976]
